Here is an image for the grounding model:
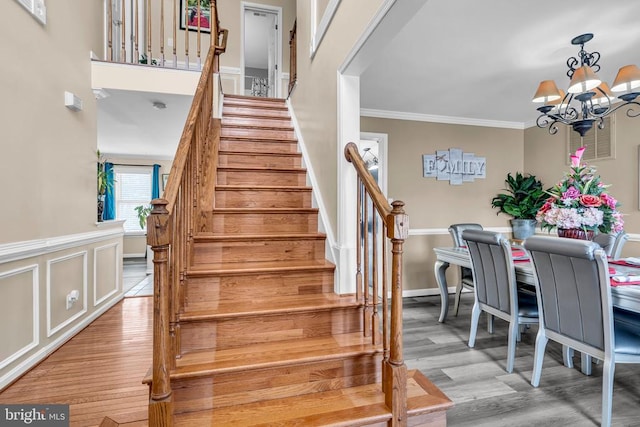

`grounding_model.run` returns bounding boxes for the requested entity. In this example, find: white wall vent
[15,0,46,25]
